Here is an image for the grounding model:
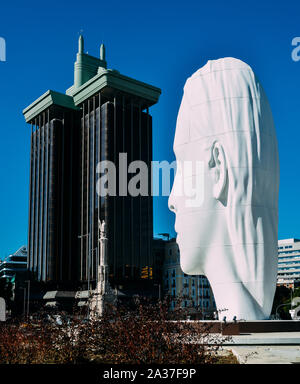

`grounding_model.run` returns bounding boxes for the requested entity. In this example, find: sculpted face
[168,57,279,320]
[169,84,230,277]
[169,123,224,276]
